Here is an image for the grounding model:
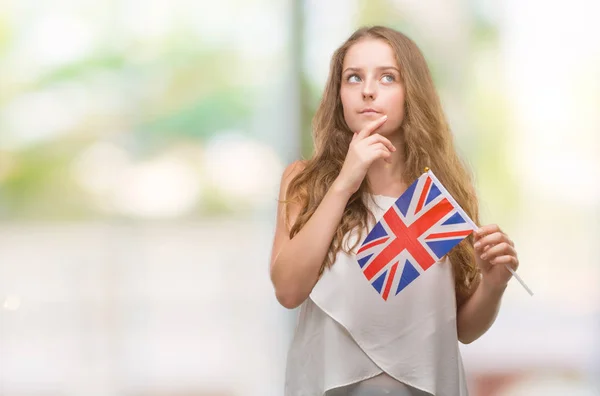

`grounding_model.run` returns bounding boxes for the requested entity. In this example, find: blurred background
[0,0,599,395]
